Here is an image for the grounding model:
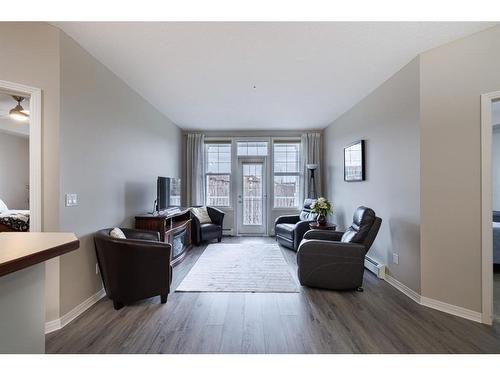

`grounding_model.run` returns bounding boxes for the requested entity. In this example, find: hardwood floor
[46,237,500,354]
